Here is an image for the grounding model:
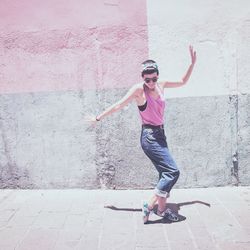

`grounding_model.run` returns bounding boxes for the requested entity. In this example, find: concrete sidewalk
[0,187,249,250]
